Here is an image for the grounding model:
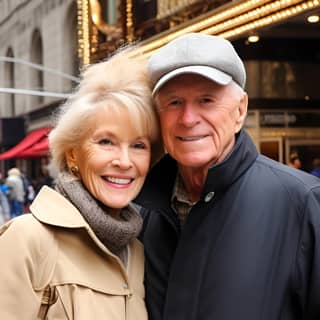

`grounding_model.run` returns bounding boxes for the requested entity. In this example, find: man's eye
[160,100,182,110]
[200,97,213,104]
[99,138,112,145]
[169,100,182,106]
